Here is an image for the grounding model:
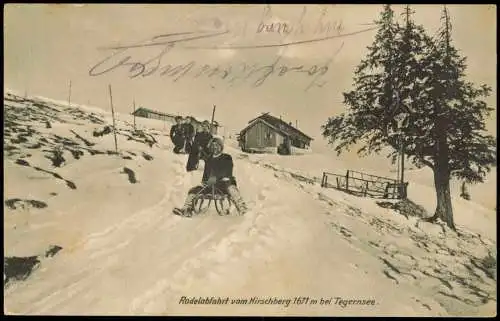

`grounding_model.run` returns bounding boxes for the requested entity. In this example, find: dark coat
[193,131,213,158]
[202,153,235,184]
[170,124,185,146]
[183,123,195,141]
[186,131,213,172]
